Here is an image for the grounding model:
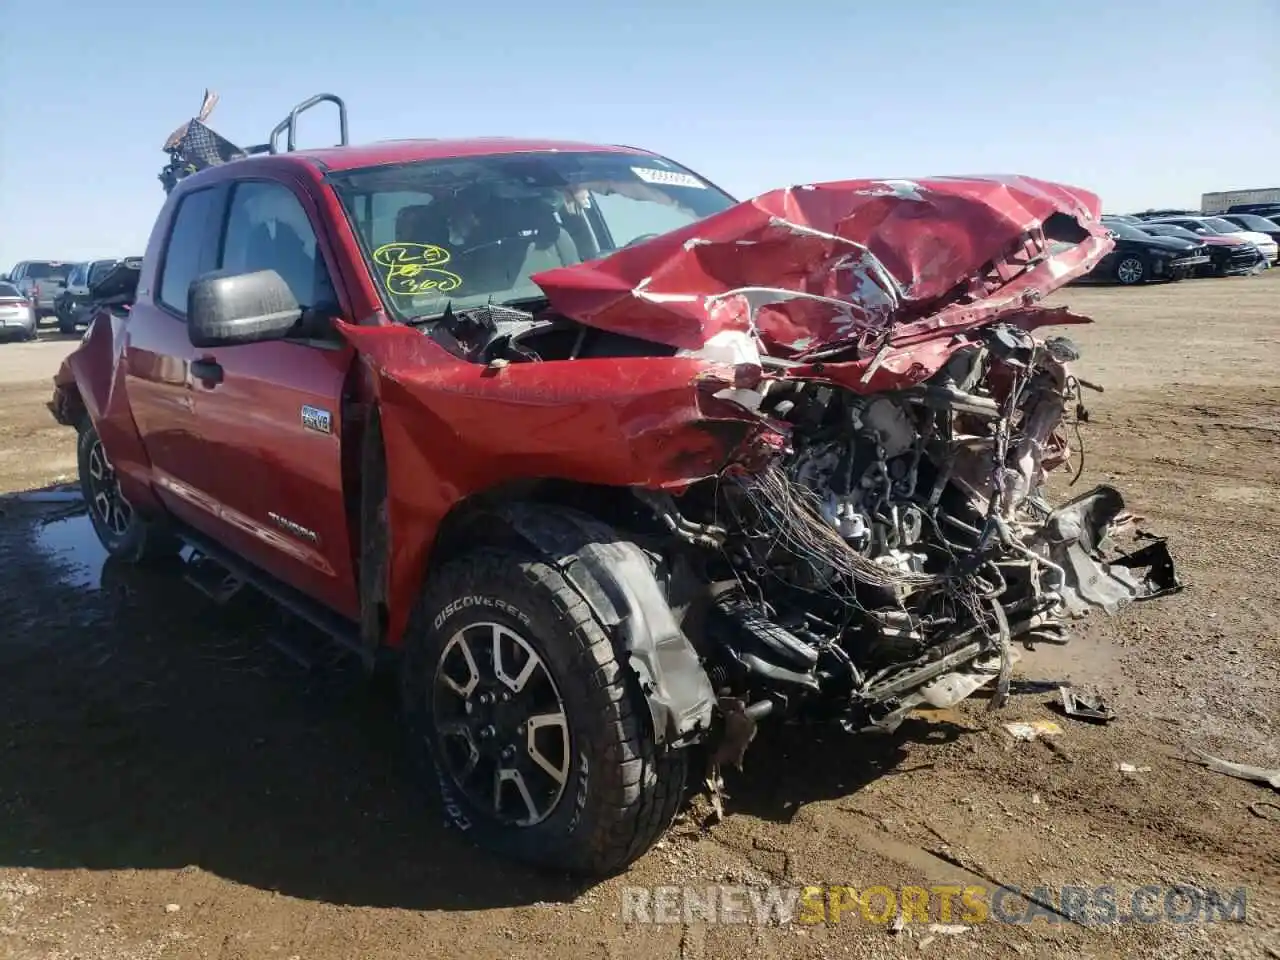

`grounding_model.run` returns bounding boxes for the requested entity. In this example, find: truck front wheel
[401,546,687,876]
